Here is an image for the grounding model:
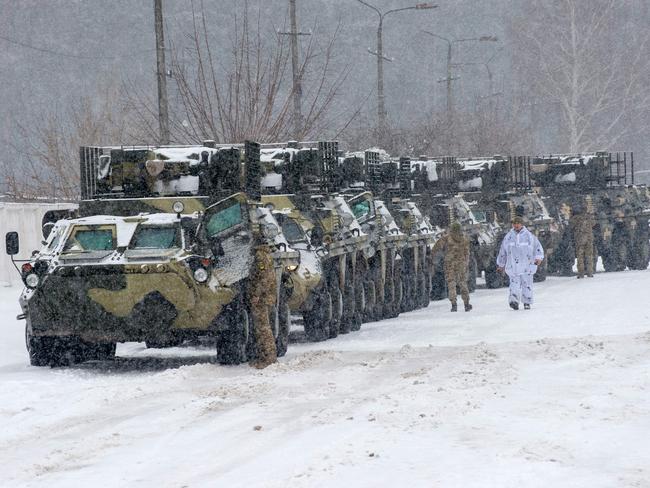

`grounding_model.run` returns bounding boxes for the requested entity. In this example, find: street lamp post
[423,32,498,127]
[357,1,437,134]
